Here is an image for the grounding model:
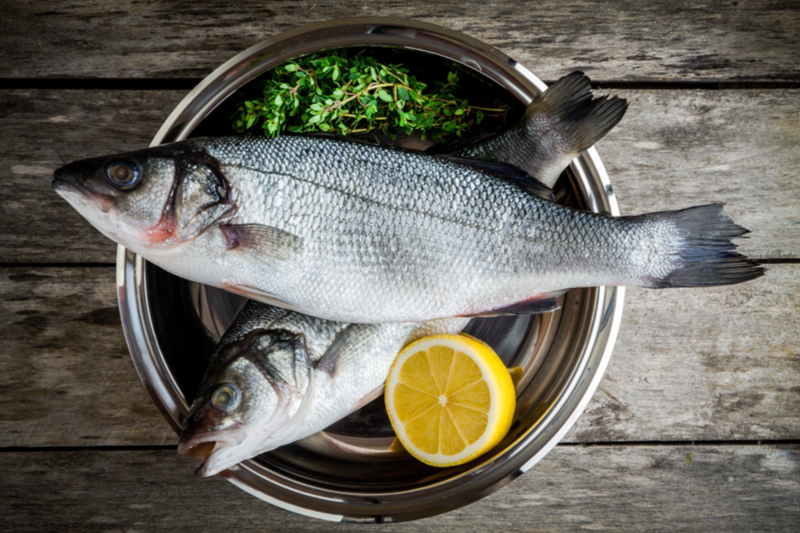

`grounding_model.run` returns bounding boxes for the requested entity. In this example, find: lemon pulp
[385,334,516,467]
